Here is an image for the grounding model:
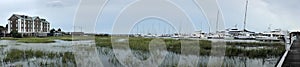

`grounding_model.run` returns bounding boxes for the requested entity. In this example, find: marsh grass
[0,37,19,40]
[1,36,92,43]
[0,37,55,43]
[4,49,76,64]
[95,36,285,58]
[47,36,93,41]
[226,46,285,58]
[0,45,8,47]
[1,36,285,58]
[17,38,55,43]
